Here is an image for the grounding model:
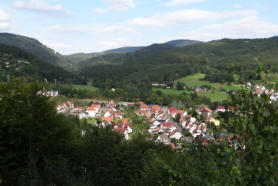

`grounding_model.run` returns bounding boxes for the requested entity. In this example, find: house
[228,106,236,112]
[78,112,89,120]
[143,111,152,119]
[113,119,133,140]
[168,107,177,114]
[245,82,252,88]
[140,104,149,111]
[196,106,212,118]
[102,117,114,123]
[56,104,66,114]
[207,116,220,126]
[156,134,170,145]
[151,105,161,113]
[115,112,124,119]
[170,130,183,140]
[87,107,97,118]
[86,104,101,118]
[215,106,226,113]
[161,122,176,133]
[104,109,114,117]
[72,105,83,113]
[66,101,74,109]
